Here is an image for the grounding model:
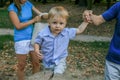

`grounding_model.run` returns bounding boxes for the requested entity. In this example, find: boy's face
[49,16,67,36]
